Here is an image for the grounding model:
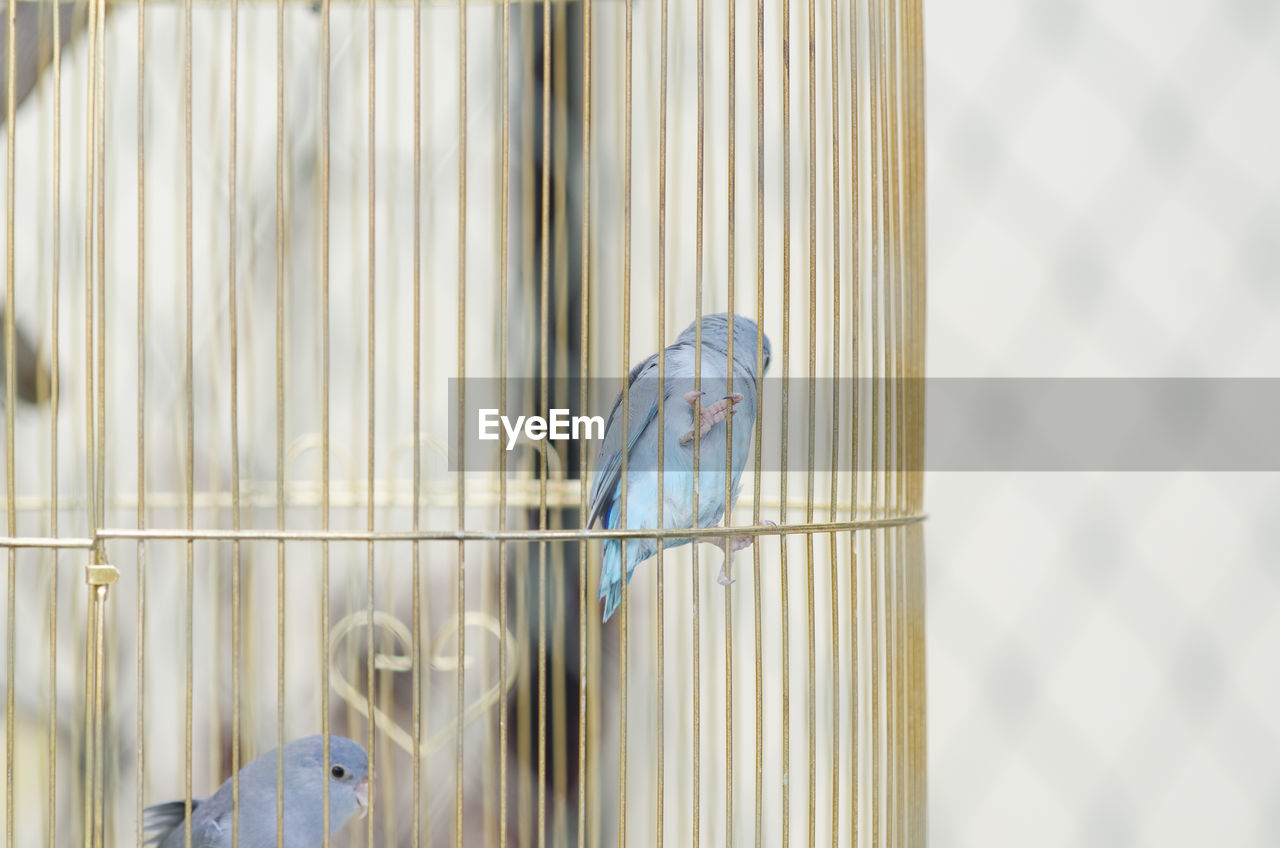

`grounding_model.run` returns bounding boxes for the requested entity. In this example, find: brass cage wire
[0,0,925,845]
